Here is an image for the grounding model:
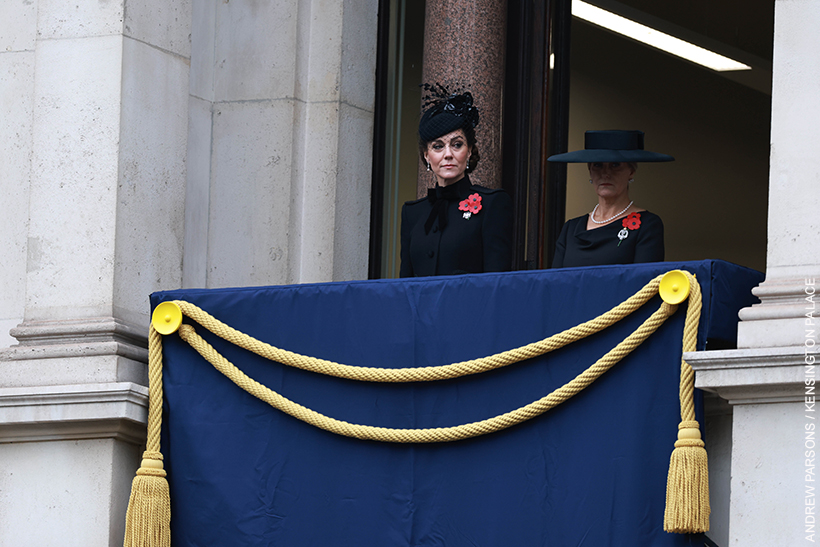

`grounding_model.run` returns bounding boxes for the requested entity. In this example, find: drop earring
[629,178,634,184]
[589,179,593,184]
[426,162,432,172]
